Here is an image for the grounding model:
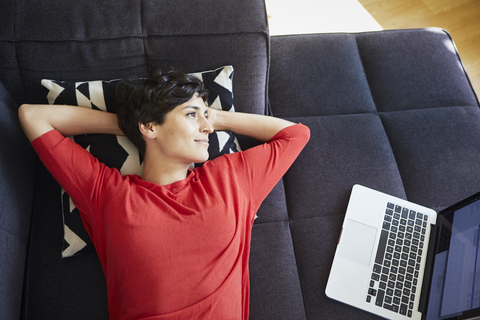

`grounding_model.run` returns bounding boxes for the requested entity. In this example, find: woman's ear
[139,122,157,140]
